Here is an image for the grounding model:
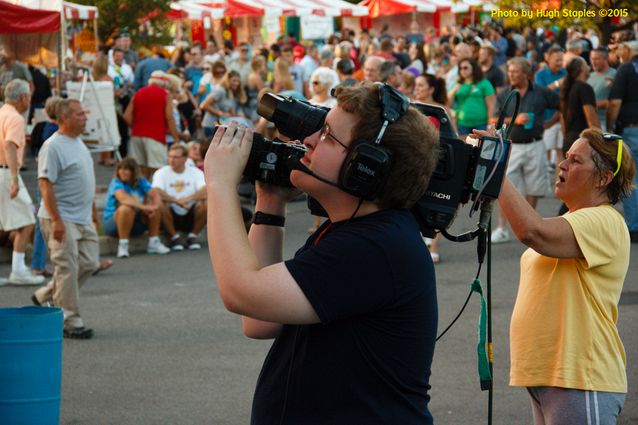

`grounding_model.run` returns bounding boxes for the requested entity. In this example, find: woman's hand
[204,126,253,189]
